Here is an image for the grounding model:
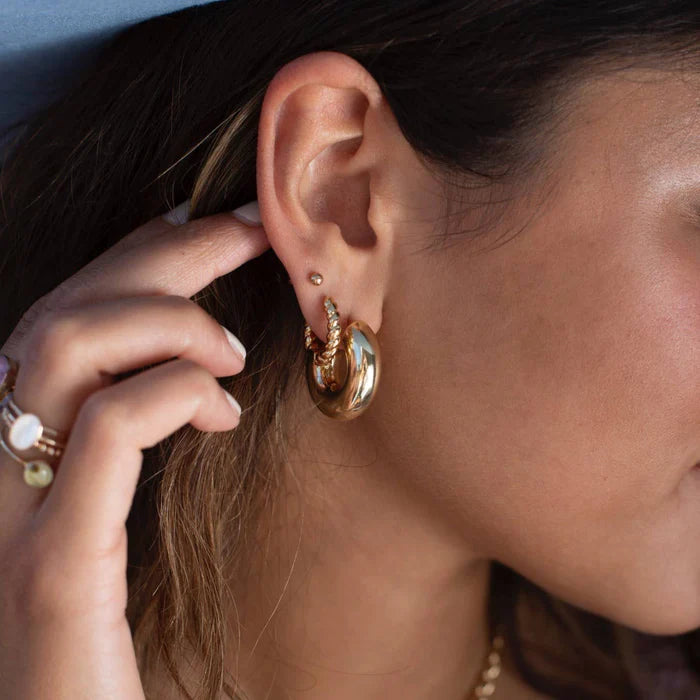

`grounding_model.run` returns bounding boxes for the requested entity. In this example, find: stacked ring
[0,353,68,488]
